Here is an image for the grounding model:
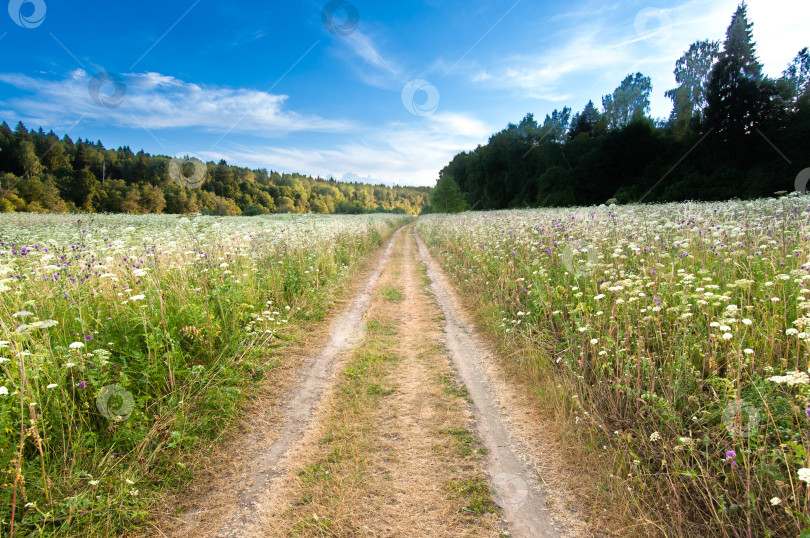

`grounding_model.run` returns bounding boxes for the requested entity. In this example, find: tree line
[431,2,810,212]
[0,125,430,216]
